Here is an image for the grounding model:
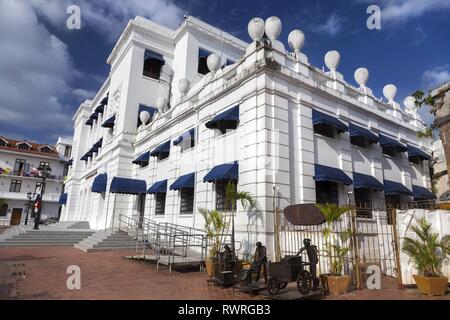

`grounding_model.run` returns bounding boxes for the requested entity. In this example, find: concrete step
[0,243,75,247]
